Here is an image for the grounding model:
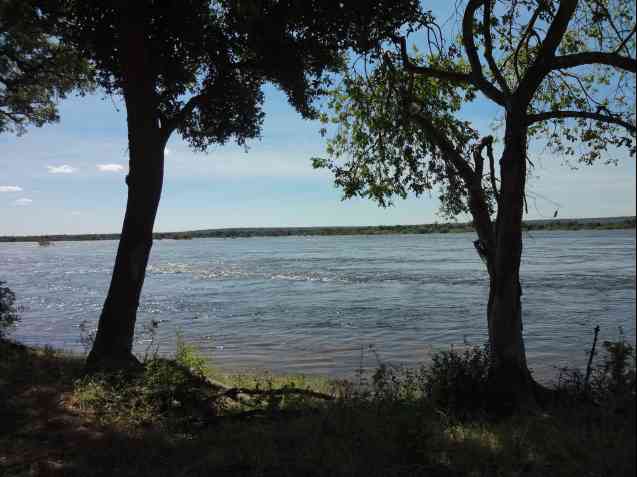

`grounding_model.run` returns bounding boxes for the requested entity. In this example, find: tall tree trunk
[486,108,536,412]
[86,8,165,370]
